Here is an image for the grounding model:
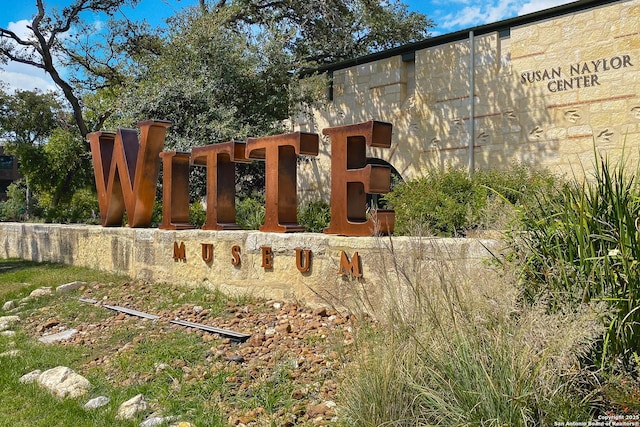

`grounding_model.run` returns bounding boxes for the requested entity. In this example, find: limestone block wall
[0,223,501,306]
[295,0,640,201]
